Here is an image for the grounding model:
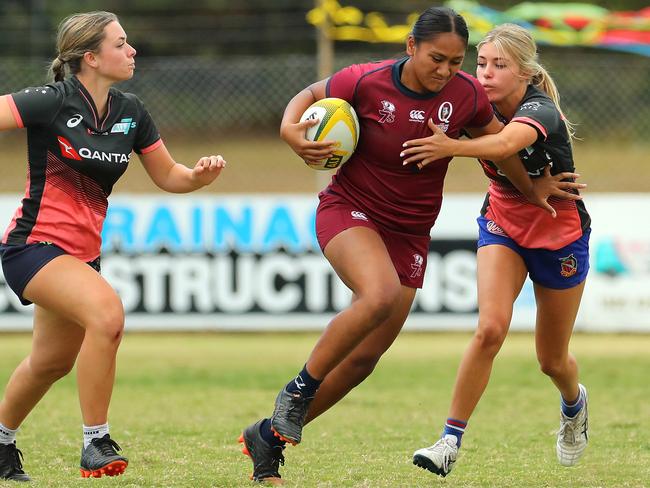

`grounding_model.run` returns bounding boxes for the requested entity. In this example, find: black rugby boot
[0,442,30,482]
[239,420,285,485]
[79,434,128,478]
[270,387,313,445]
